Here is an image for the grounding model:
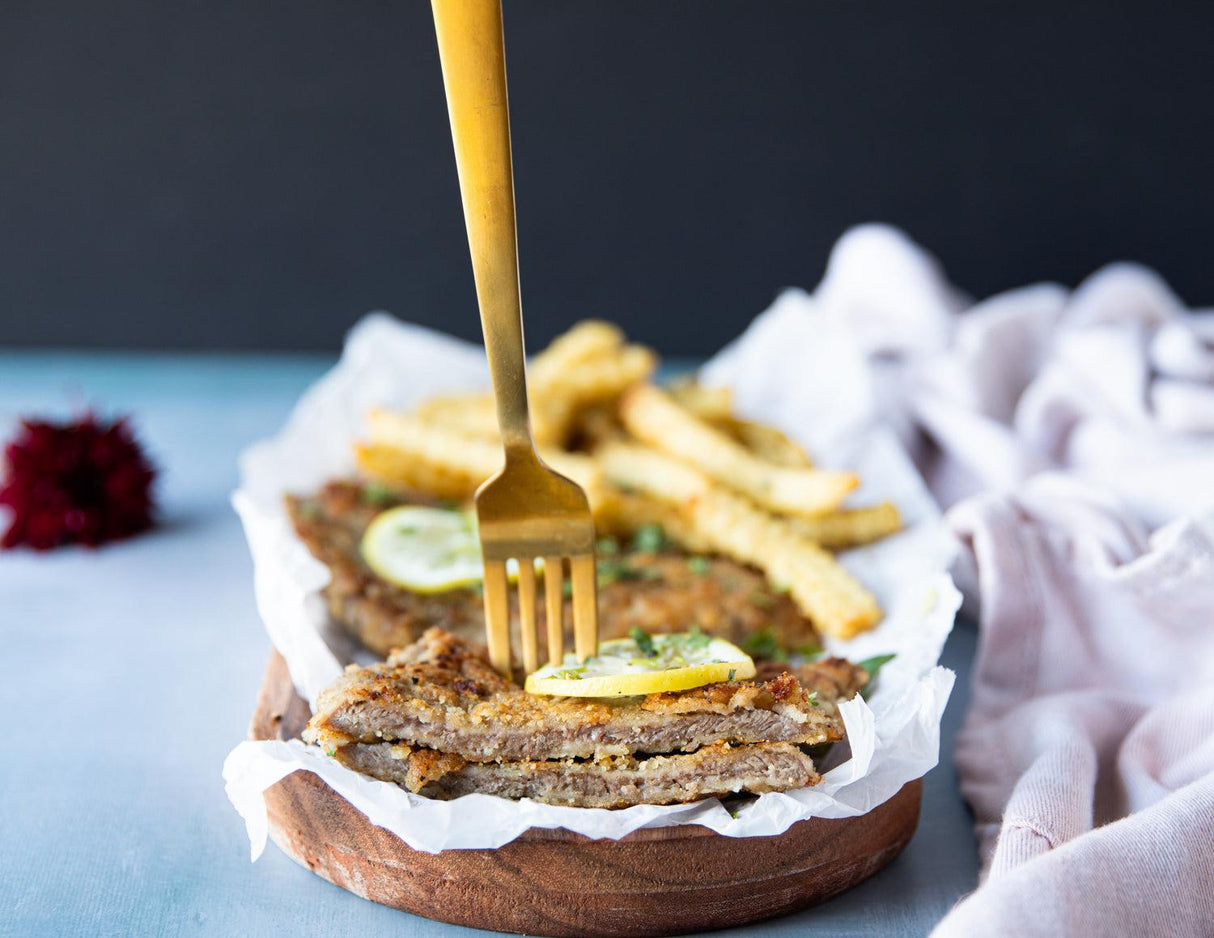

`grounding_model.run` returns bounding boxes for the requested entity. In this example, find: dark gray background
[2,1,1211,355]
